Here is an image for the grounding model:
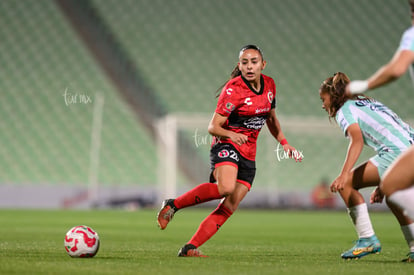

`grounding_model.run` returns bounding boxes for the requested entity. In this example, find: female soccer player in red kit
[157,45,300,257]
